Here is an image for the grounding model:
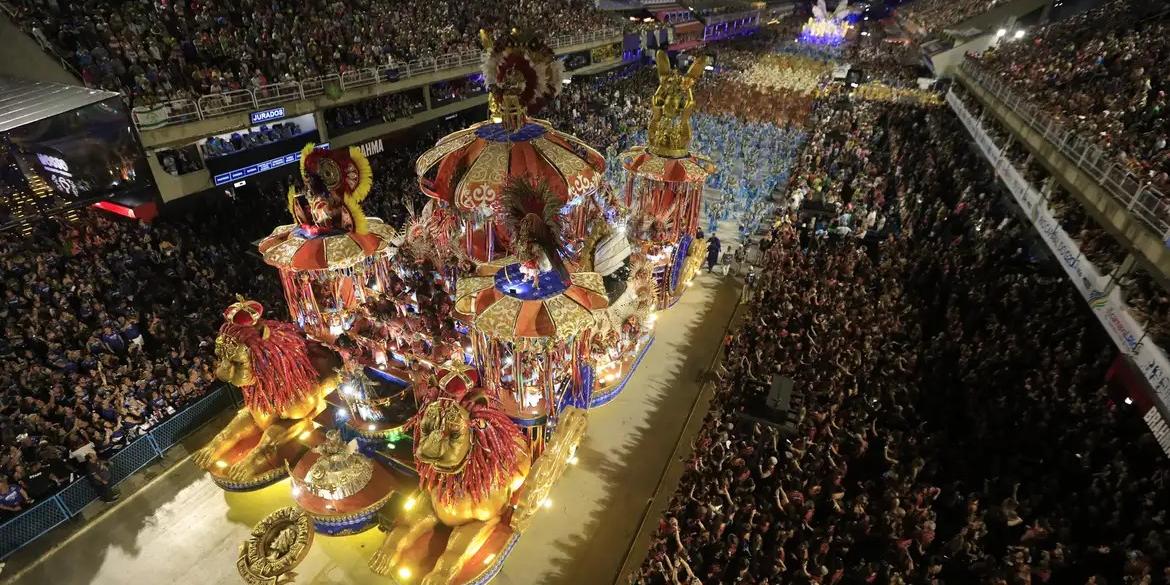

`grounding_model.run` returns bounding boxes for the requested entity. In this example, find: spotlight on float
[995,28,1007,38]
[1013,29,1025,40]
